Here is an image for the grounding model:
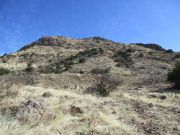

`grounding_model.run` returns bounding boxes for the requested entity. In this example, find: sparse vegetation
[112,50,133,68]
[0,68,11,76]
[39,48,104,74]
[168,62,180,89]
